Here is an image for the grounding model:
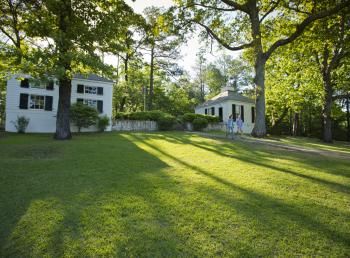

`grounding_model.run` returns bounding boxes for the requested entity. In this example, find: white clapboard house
[195,87,255,133]
[5,74,113,133]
